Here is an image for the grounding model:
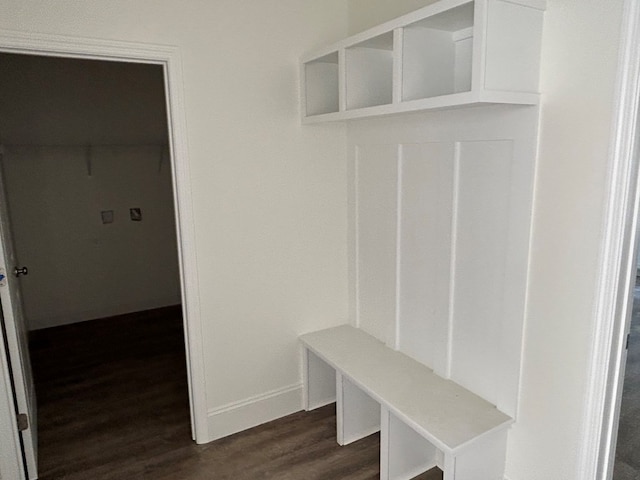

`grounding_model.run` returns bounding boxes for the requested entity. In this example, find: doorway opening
[0,52,188,479]
[0,33,207,479]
